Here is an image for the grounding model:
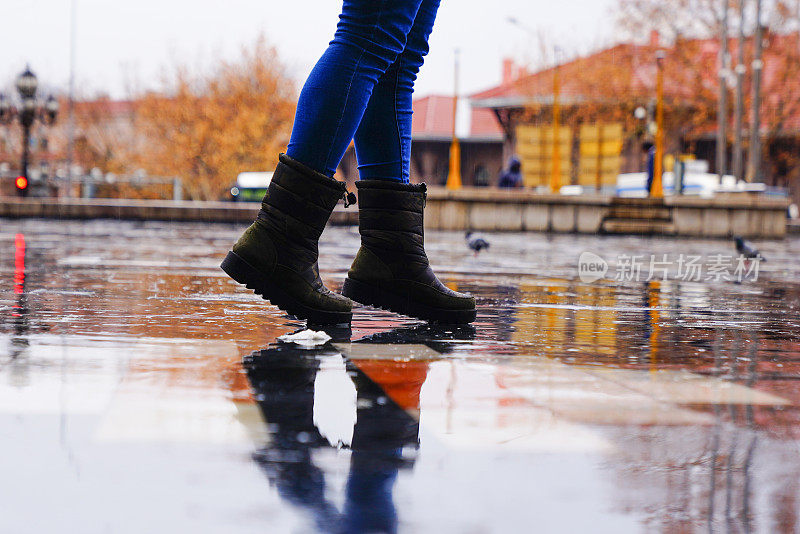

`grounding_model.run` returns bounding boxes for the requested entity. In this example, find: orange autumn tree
[567,38,717,144]
[134,37,296,200]
[512,0,800,185]
[616,0,800,185]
